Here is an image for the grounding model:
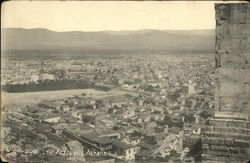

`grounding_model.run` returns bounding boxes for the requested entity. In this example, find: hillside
[1,28,215,53]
